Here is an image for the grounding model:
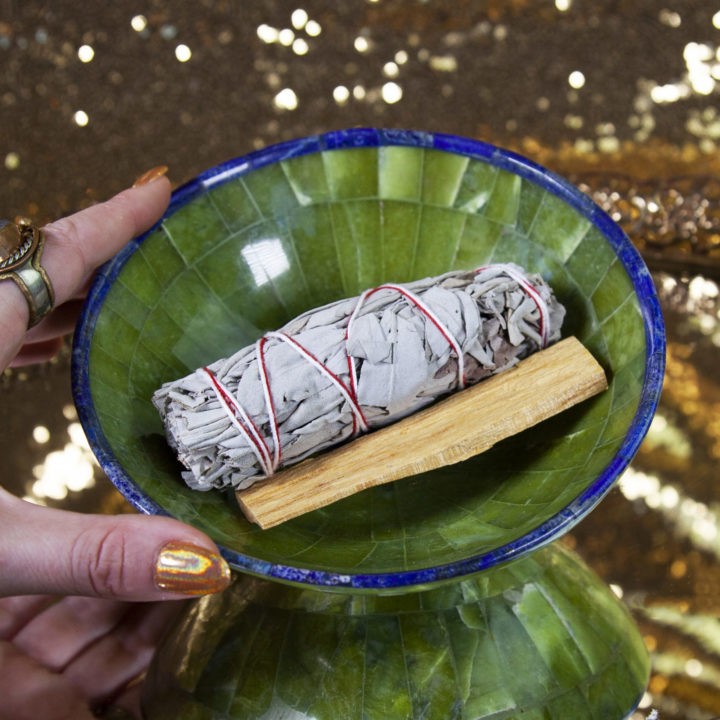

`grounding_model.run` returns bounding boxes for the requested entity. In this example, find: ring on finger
[0,217,55,328]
